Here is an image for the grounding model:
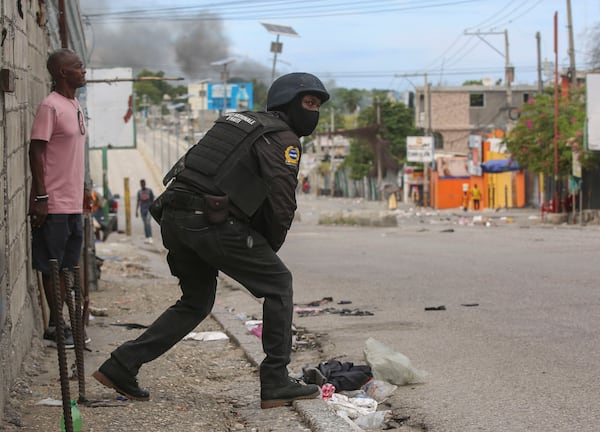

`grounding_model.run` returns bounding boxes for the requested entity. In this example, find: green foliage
[463,79,483,85]
[357,99,417,160]
[133,69,189,111]
[340,98,417,179]
[342,139,373,180]
[251,79,268,110]
[133,70,167,106]
[314,106,345,135]
[332,88,366,113]
[505,87,599,175]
